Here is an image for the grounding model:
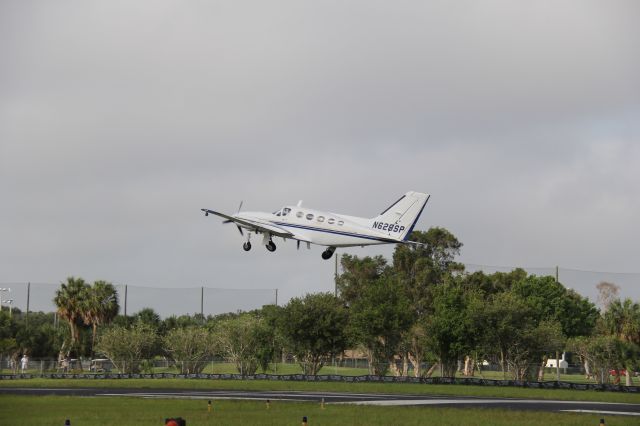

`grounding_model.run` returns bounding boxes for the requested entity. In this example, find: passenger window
[296,211,303,218]
[327,218,335,225]
[337,220,344,226]
[306,213,314,220]
[317,216,325,223]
